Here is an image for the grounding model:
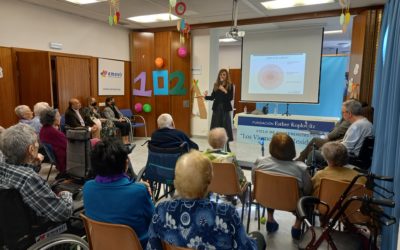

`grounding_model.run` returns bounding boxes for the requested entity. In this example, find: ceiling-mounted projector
[226,0,245,39]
